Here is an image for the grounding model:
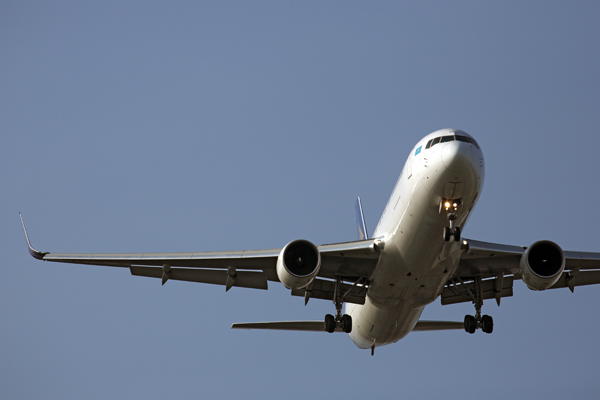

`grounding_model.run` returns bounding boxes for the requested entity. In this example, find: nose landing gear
[441,199,462,242]
[443,220,461,242]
